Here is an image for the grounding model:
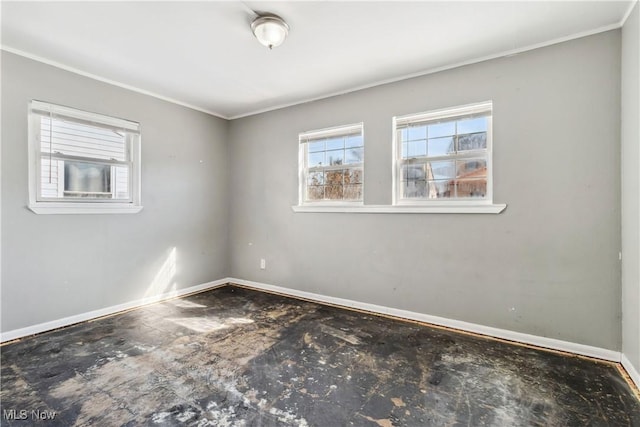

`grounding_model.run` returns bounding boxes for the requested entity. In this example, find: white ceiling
[1,1,634,119]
